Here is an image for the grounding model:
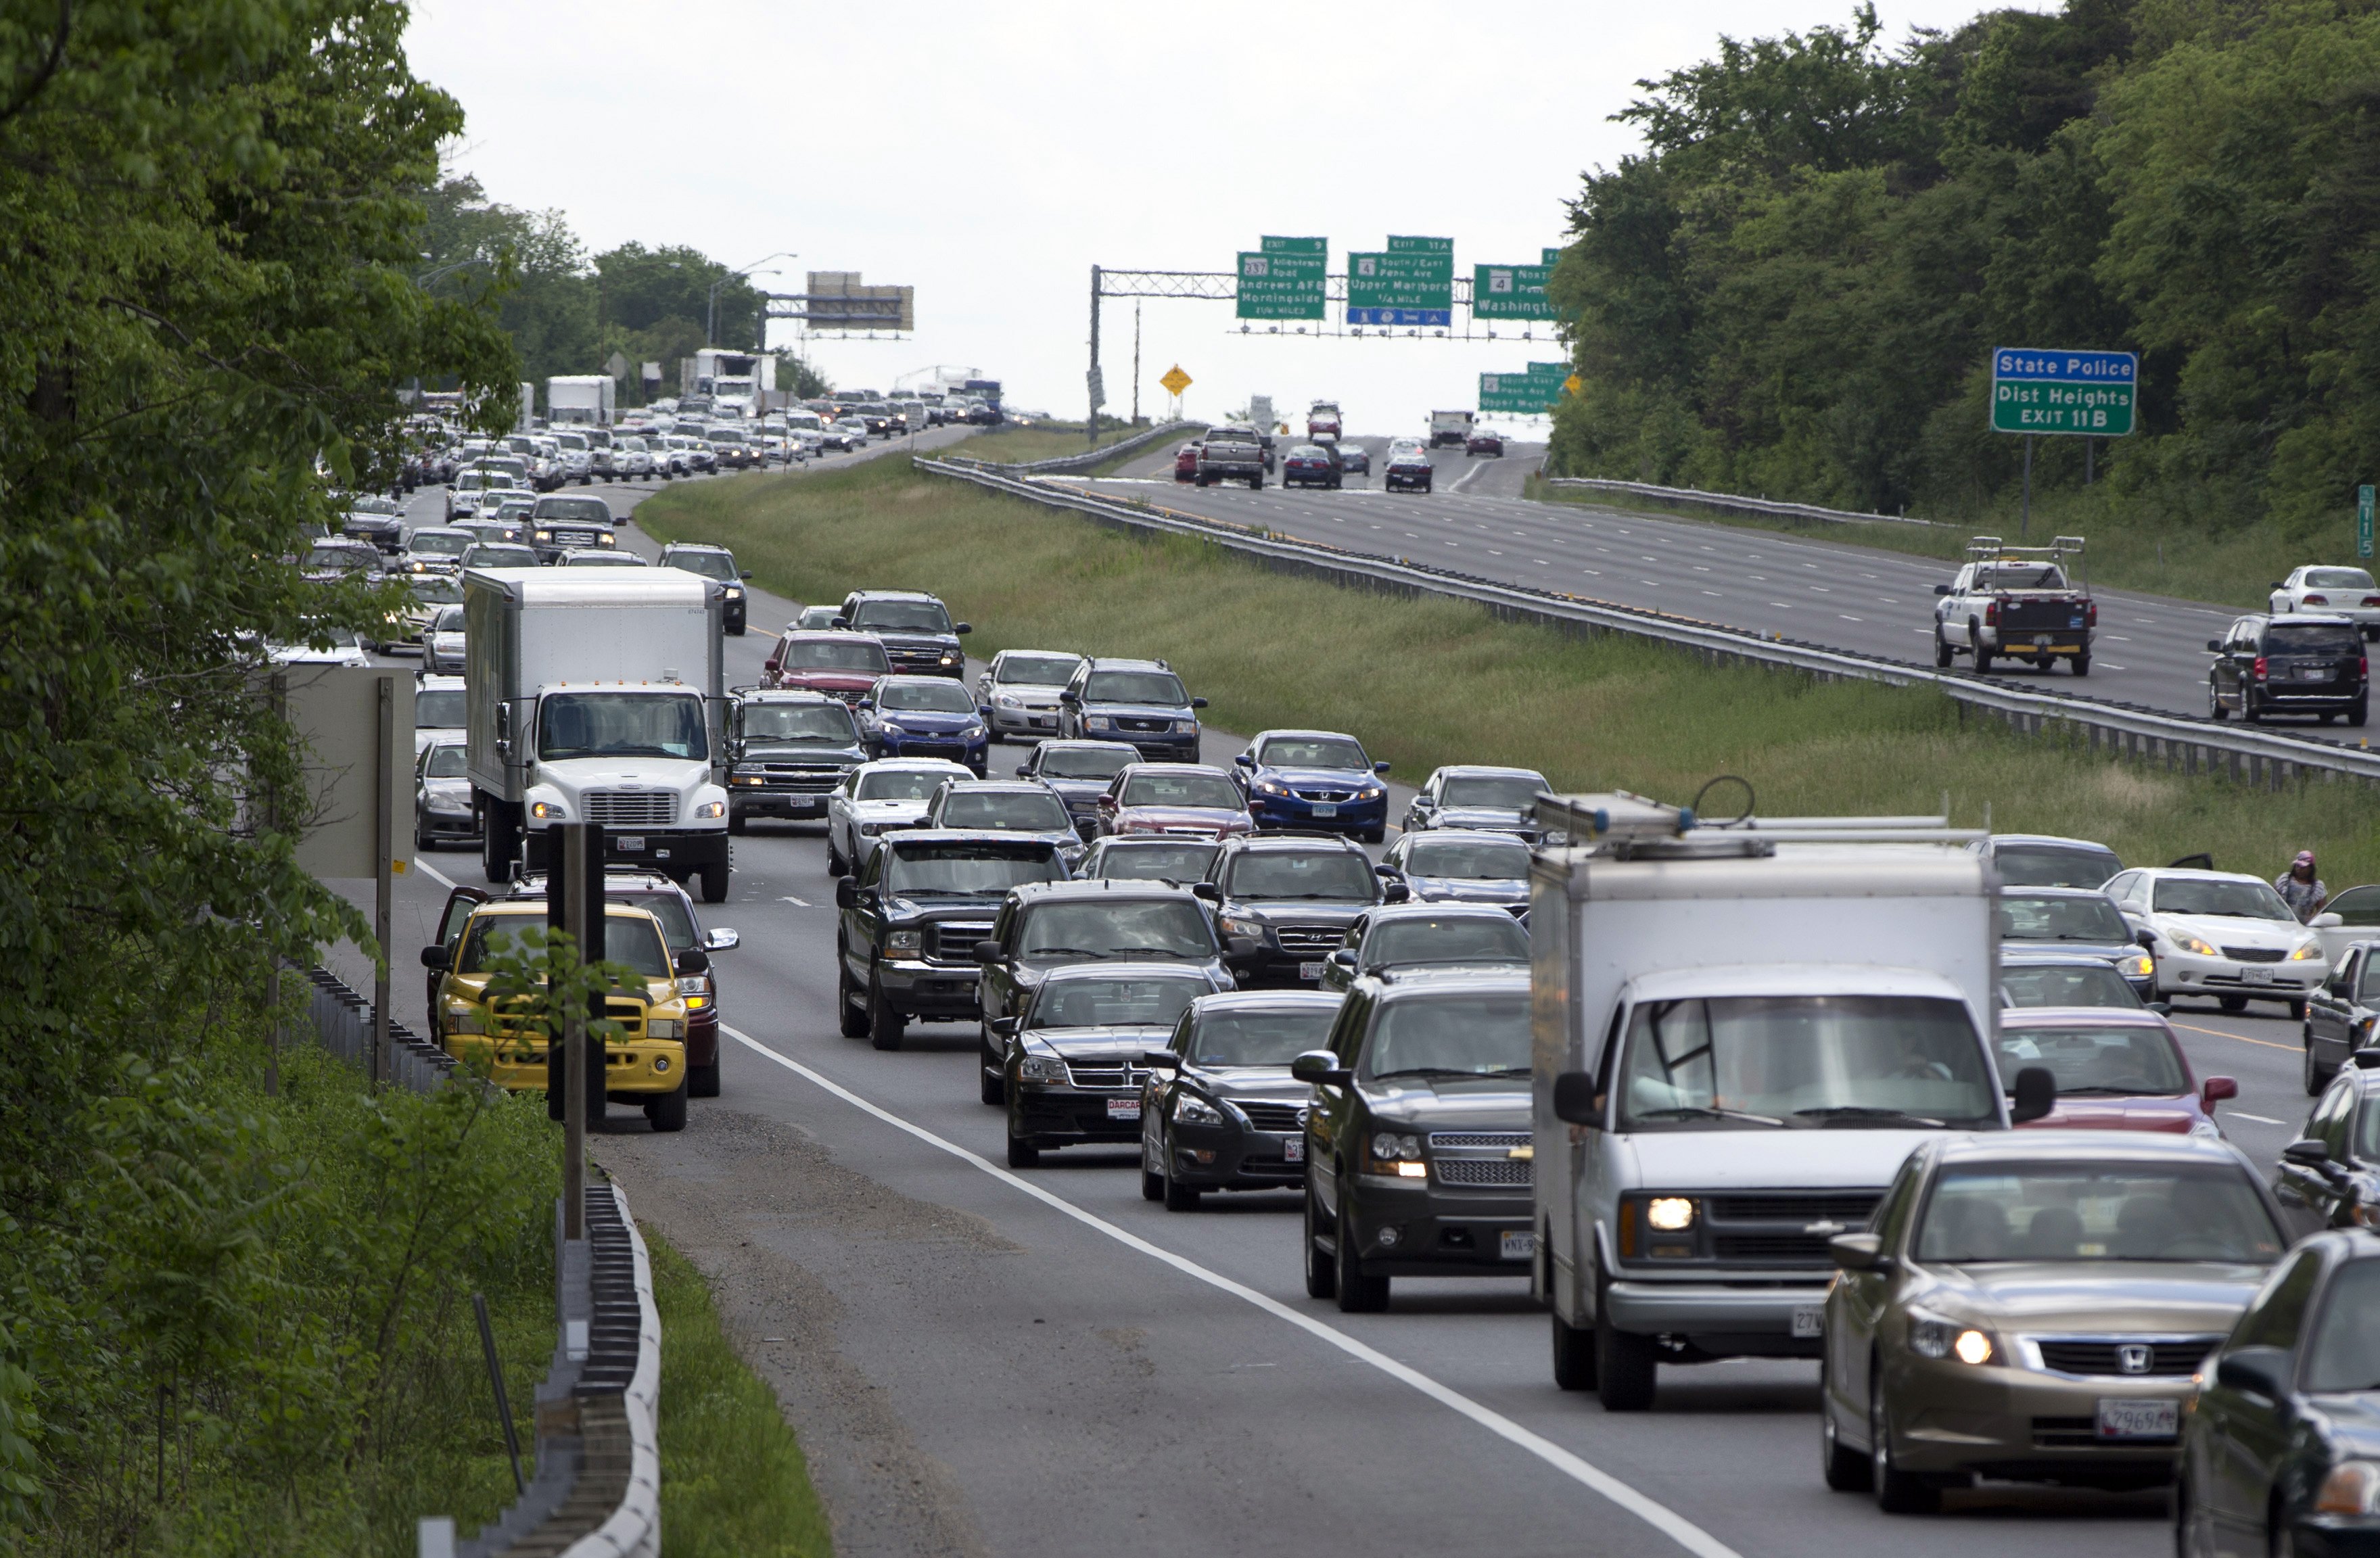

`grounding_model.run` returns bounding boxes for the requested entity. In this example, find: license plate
[2246,966,2273,983]
[2300,667,2332,681]
[1283,1136,1305,1163]
[2097,1398,2178,1440]
[1311,803,1337,818]
[616,835,644,851]
[1297,961,1324,981]
[1792,1304,1826,1339]
[1500,1230,1535,1260]
[1032,716,1056,728]
[792,798,824,814]
[1106,1098,1140,1120]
